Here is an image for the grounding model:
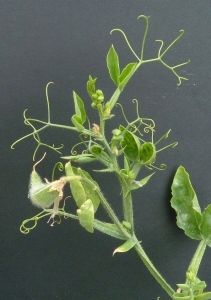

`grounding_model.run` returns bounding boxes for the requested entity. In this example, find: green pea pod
[77,199,94,233]
[65,162,86,207]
